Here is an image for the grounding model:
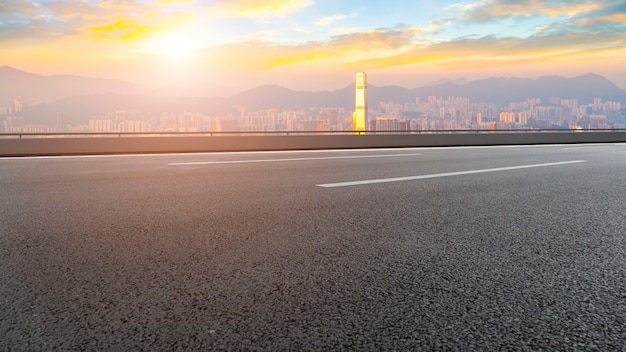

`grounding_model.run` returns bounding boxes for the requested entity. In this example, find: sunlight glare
[139,28,202,62]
